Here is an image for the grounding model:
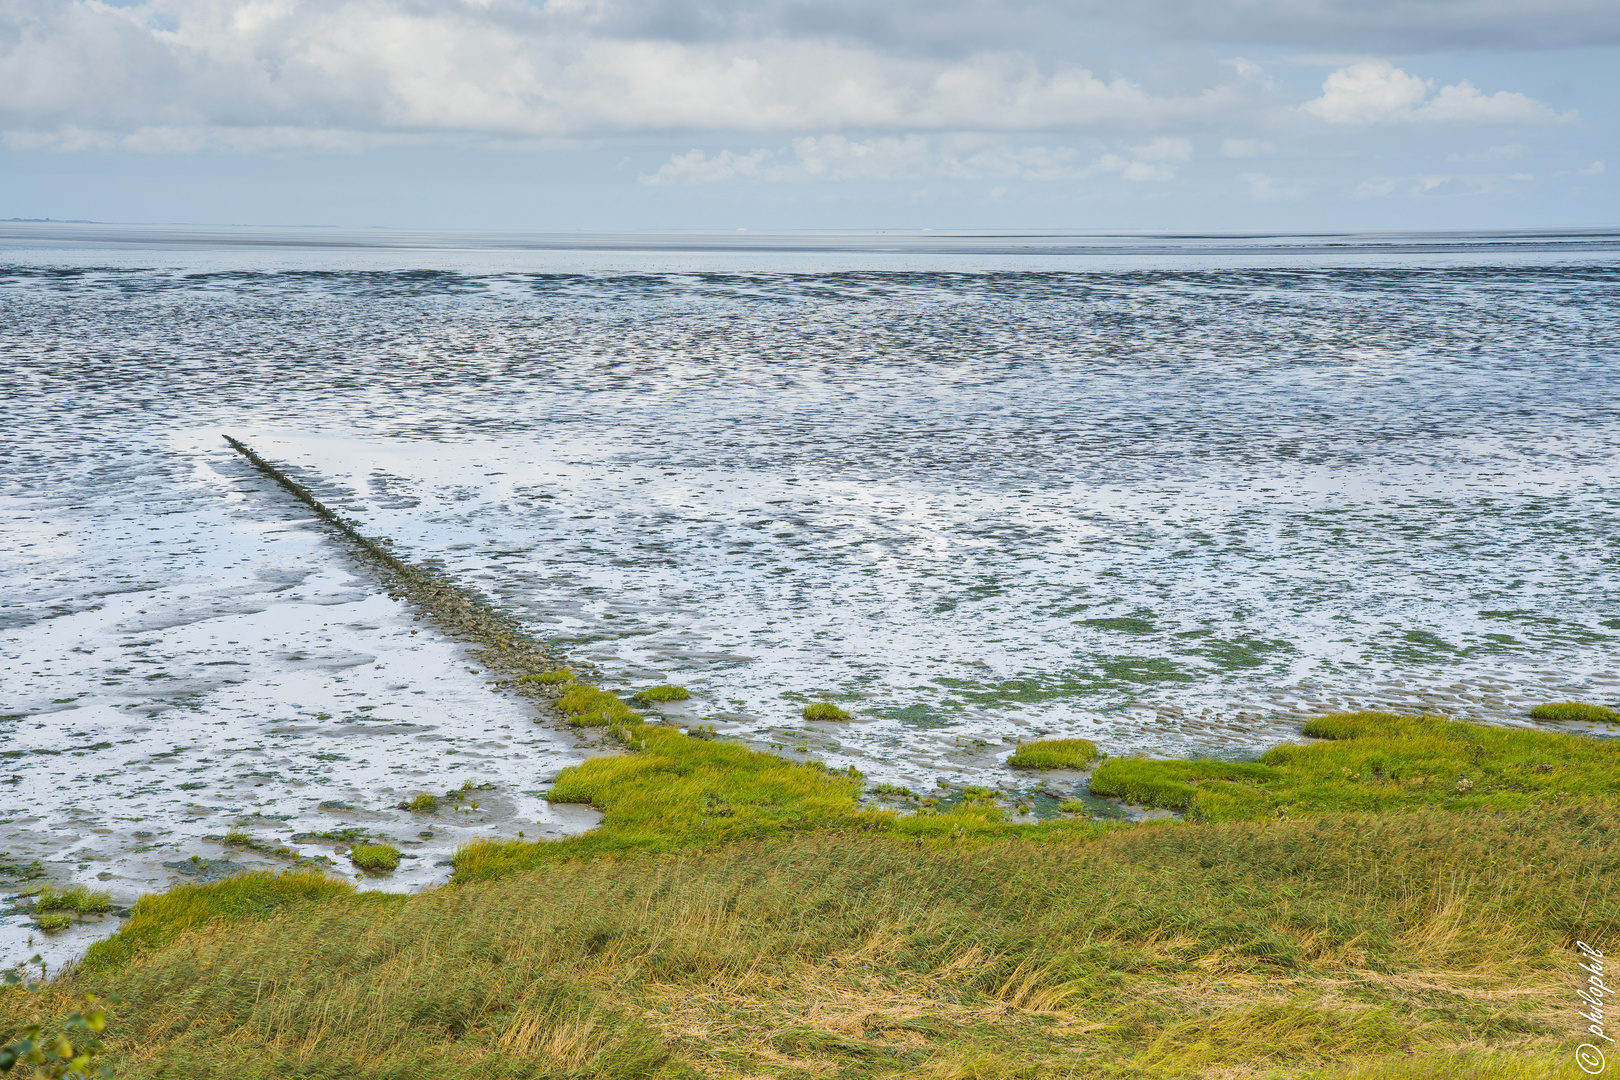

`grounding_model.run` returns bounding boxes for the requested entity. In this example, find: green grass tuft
[518,669,575,685]
[632,684,690,703]
[1529,700,1620,723]
[223,828,253,846]
[1006,738,1100,770]
[349,844,401,872]
[33,912,73,932]
[405,793,439,812]
[556,685,644,727]
[1090,757,1281,816]
[1090,710,1620,821]
[36,883,115,914]
[801,701,851,721]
